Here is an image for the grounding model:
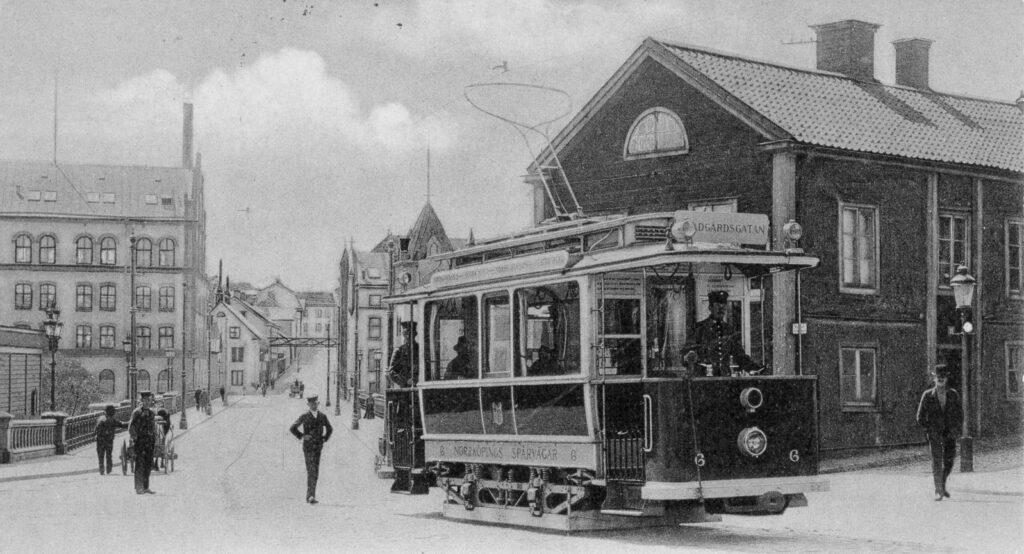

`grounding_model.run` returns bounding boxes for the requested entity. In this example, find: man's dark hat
[708,291,729,304]
[139,390,153,399]
[104,404,116,416]
[934,364,951,377]
[307,395,319,402]
[454,336,468,351]
[400,321,417,329]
